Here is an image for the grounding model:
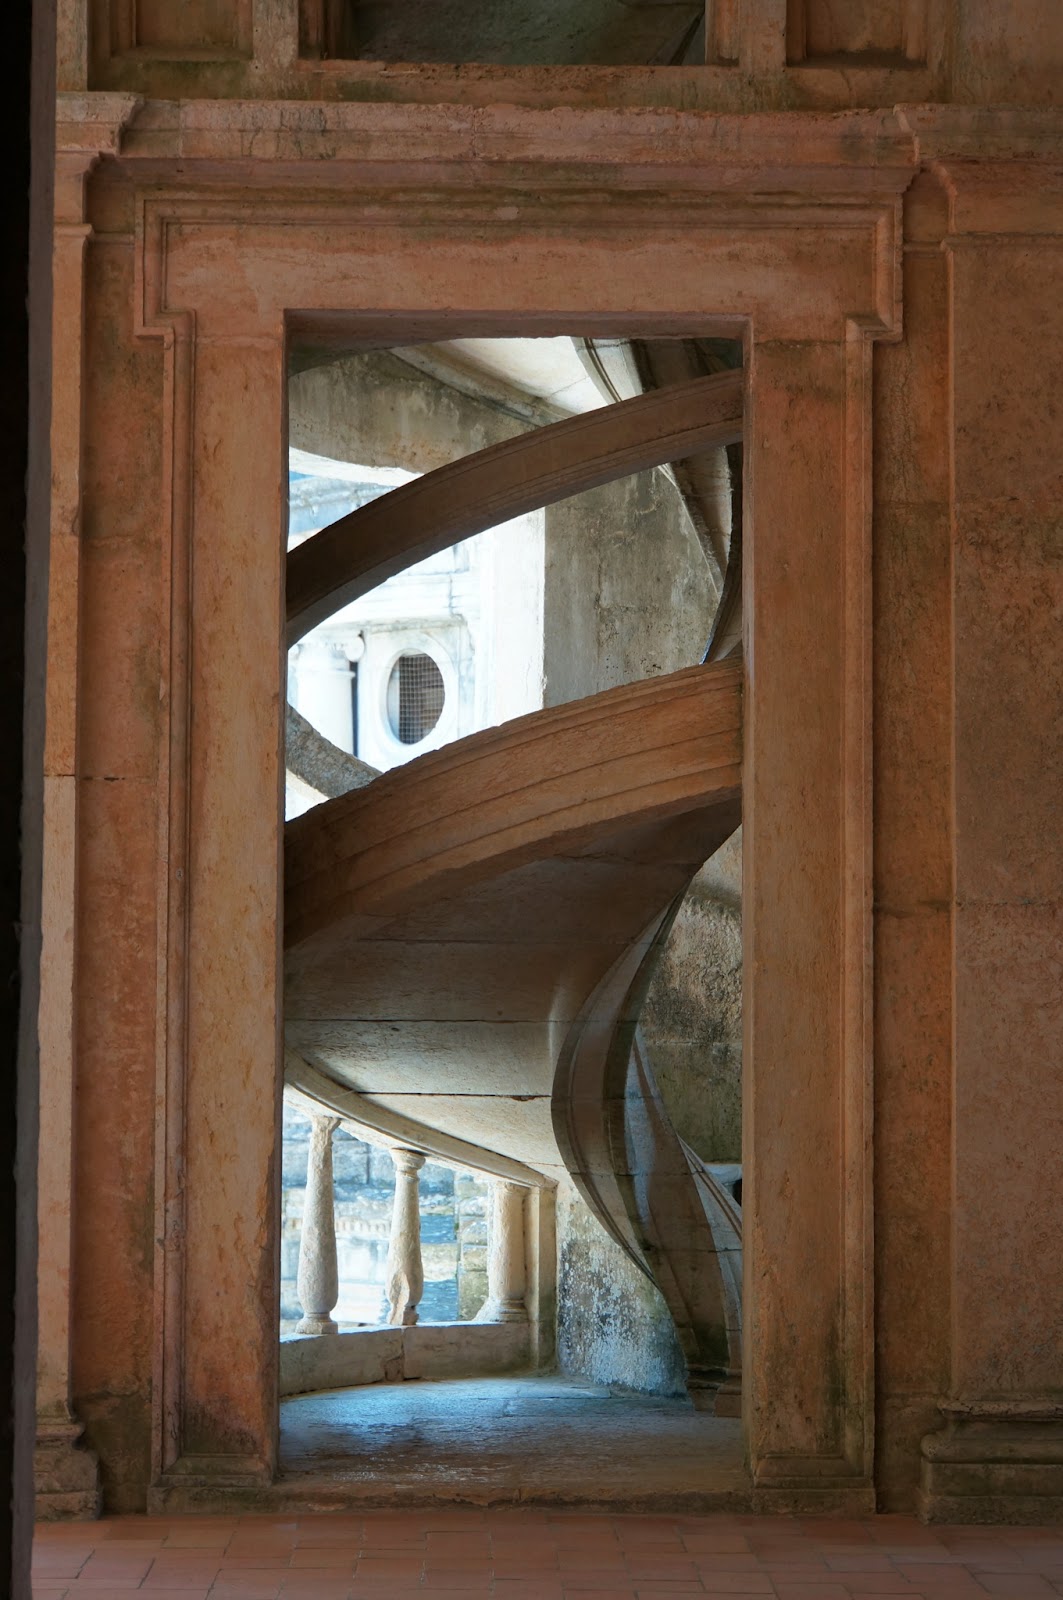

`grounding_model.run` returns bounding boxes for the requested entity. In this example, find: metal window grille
[389,651,445,745]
